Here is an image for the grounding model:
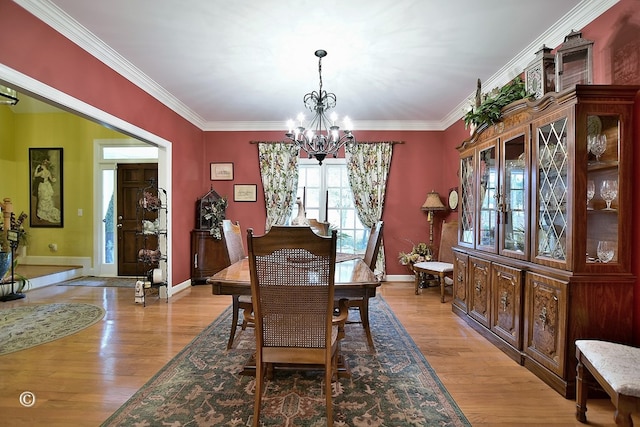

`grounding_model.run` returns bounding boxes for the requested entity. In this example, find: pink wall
[203,130,454,276]
[2,0,640,341]
[0,0,204,283]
